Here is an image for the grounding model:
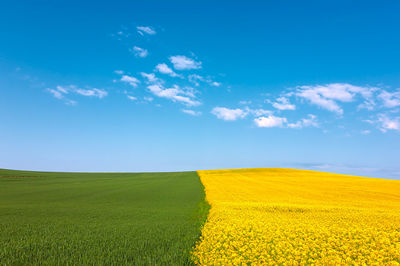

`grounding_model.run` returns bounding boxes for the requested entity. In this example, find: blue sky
[1,1,400,178]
